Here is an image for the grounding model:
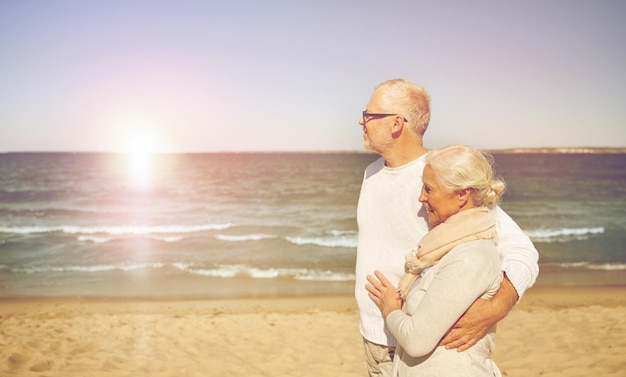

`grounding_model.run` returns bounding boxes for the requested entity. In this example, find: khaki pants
[363,338,395,377]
